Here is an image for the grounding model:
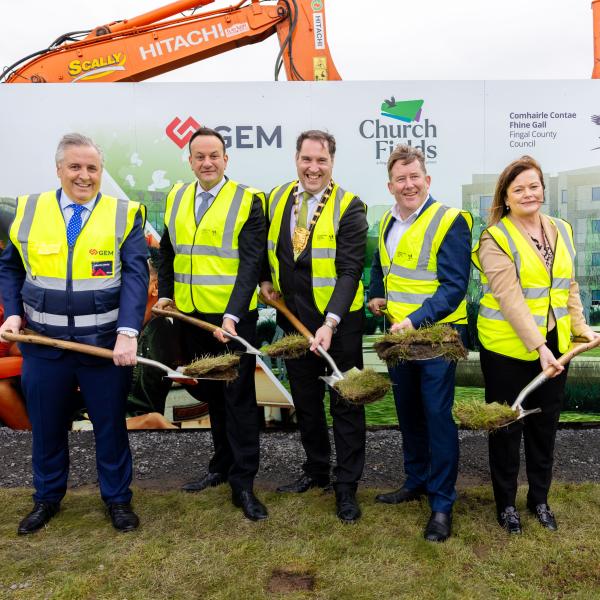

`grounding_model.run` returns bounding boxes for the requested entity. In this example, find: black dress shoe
[276,474,329,494]
[424,511,452,542]
[529,503,557,531]
[498,506,522,534]
[108,503,140,533]
[375,486,425,504]
[182,472,227,493]
[232,490,268,521]
[17,502,60,535]
[335,490,362,524]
